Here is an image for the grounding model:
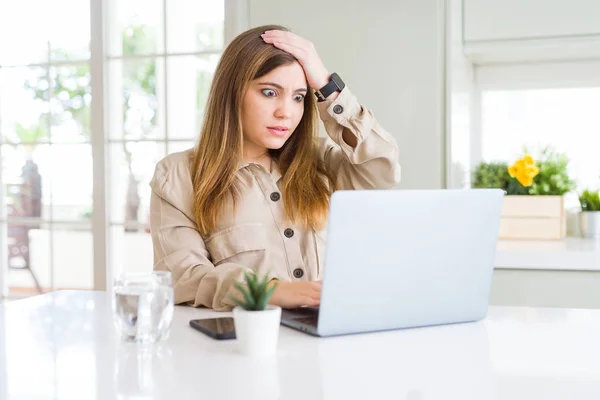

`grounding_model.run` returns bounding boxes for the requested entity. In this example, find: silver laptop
[281,189,504,337]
